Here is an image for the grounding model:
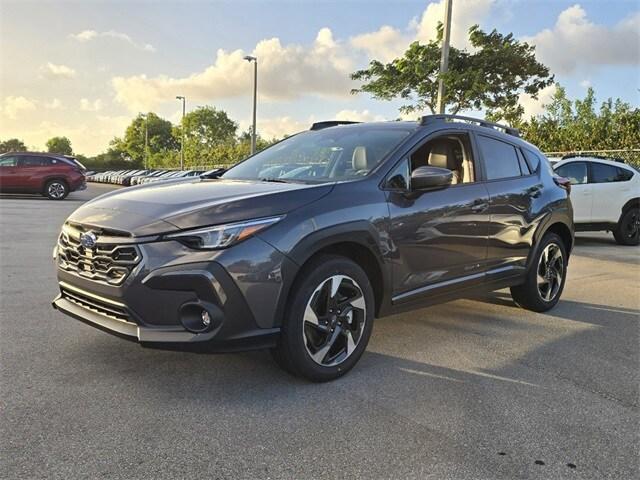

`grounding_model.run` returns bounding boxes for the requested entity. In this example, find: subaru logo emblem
[80,231,98,248]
